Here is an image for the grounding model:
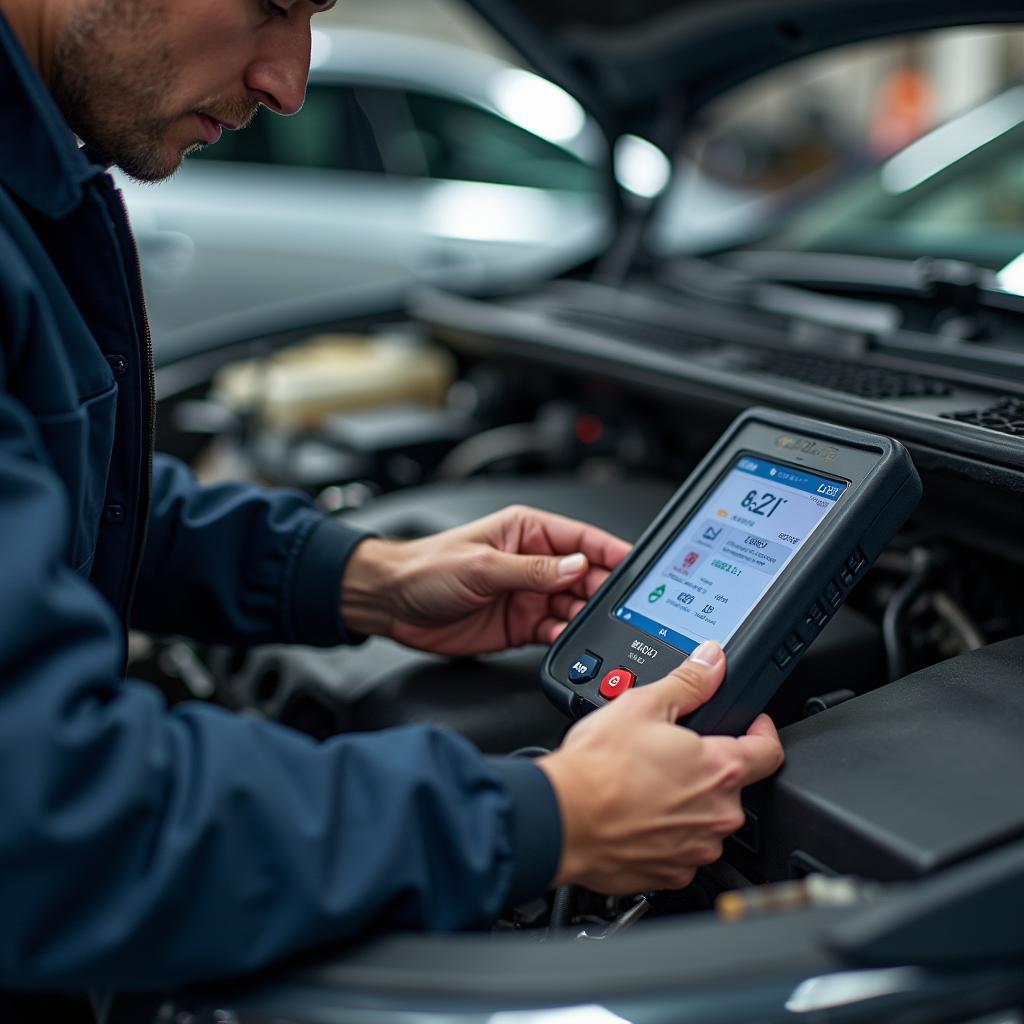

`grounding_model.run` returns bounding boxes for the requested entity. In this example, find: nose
[244,22,312,116]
